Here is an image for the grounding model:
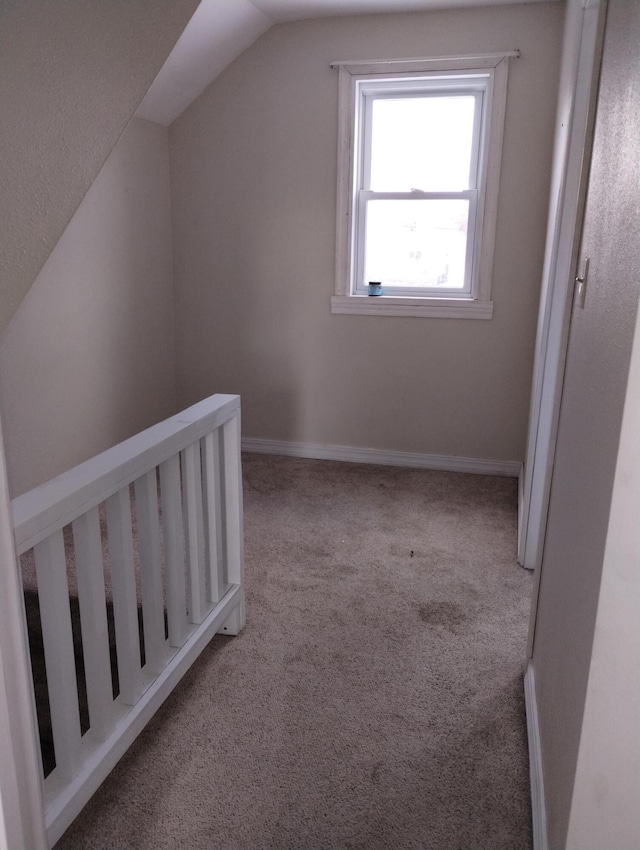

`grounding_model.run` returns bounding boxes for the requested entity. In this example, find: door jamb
[519,0,608,659]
